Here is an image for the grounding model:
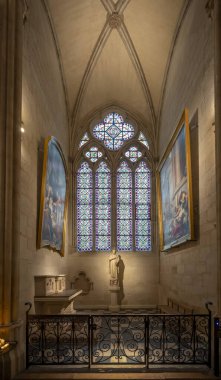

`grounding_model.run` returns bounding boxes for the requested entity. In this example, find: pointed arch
[76,161,93,251]
[95,161,111,250]
[116,161,133,250]
[135,161,151,251]
[74,117,153,252]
